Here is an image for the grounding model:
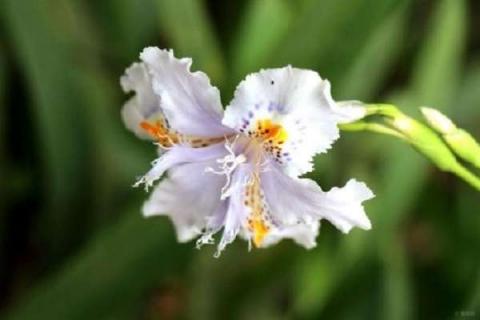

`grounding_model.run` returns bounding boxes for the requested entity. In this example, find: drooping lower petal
[260,219,319,249]
[261,164,374,240]
[143,159,226,242]
[260,164,322,225]
[315,179,374,233]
